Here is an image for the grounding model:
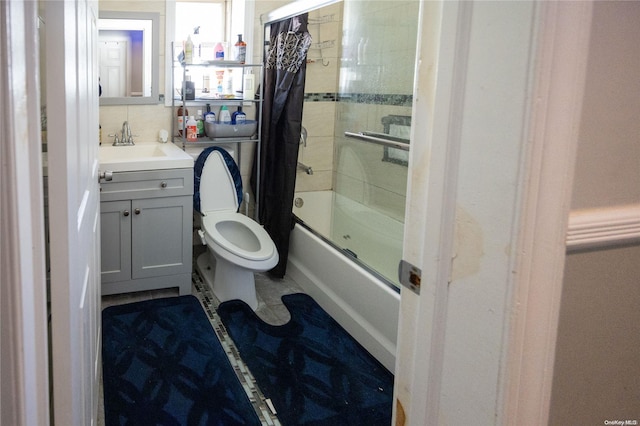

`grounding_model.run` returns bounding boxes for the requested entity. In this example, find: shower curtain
[252,14,312,277]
